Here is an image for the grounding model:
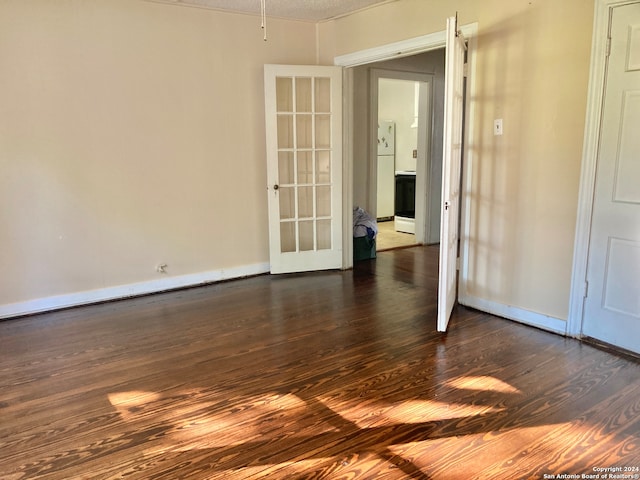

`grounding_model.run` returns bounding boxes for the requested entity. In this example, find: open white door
[264,65,343,274]
[437,17,466,332]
